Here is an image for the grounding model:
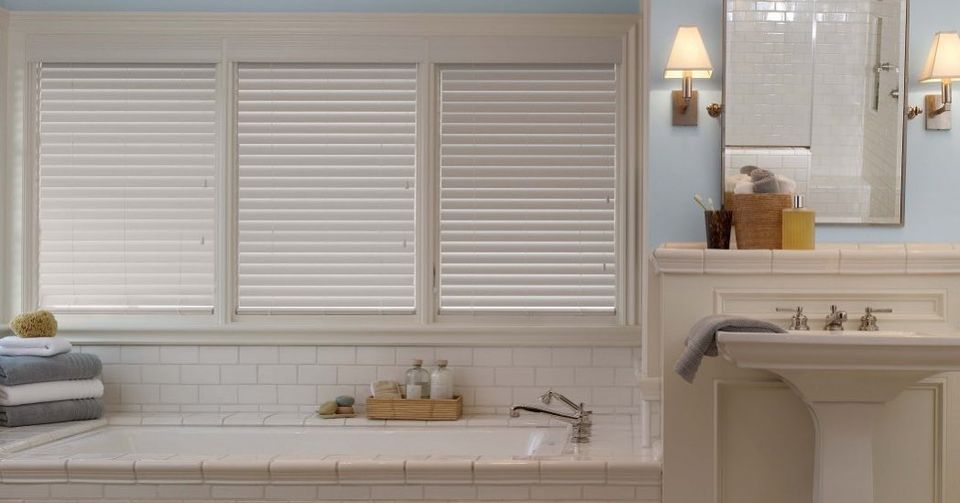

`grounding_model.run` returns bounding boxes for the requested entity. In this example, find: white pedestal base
[807,402,883,503]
